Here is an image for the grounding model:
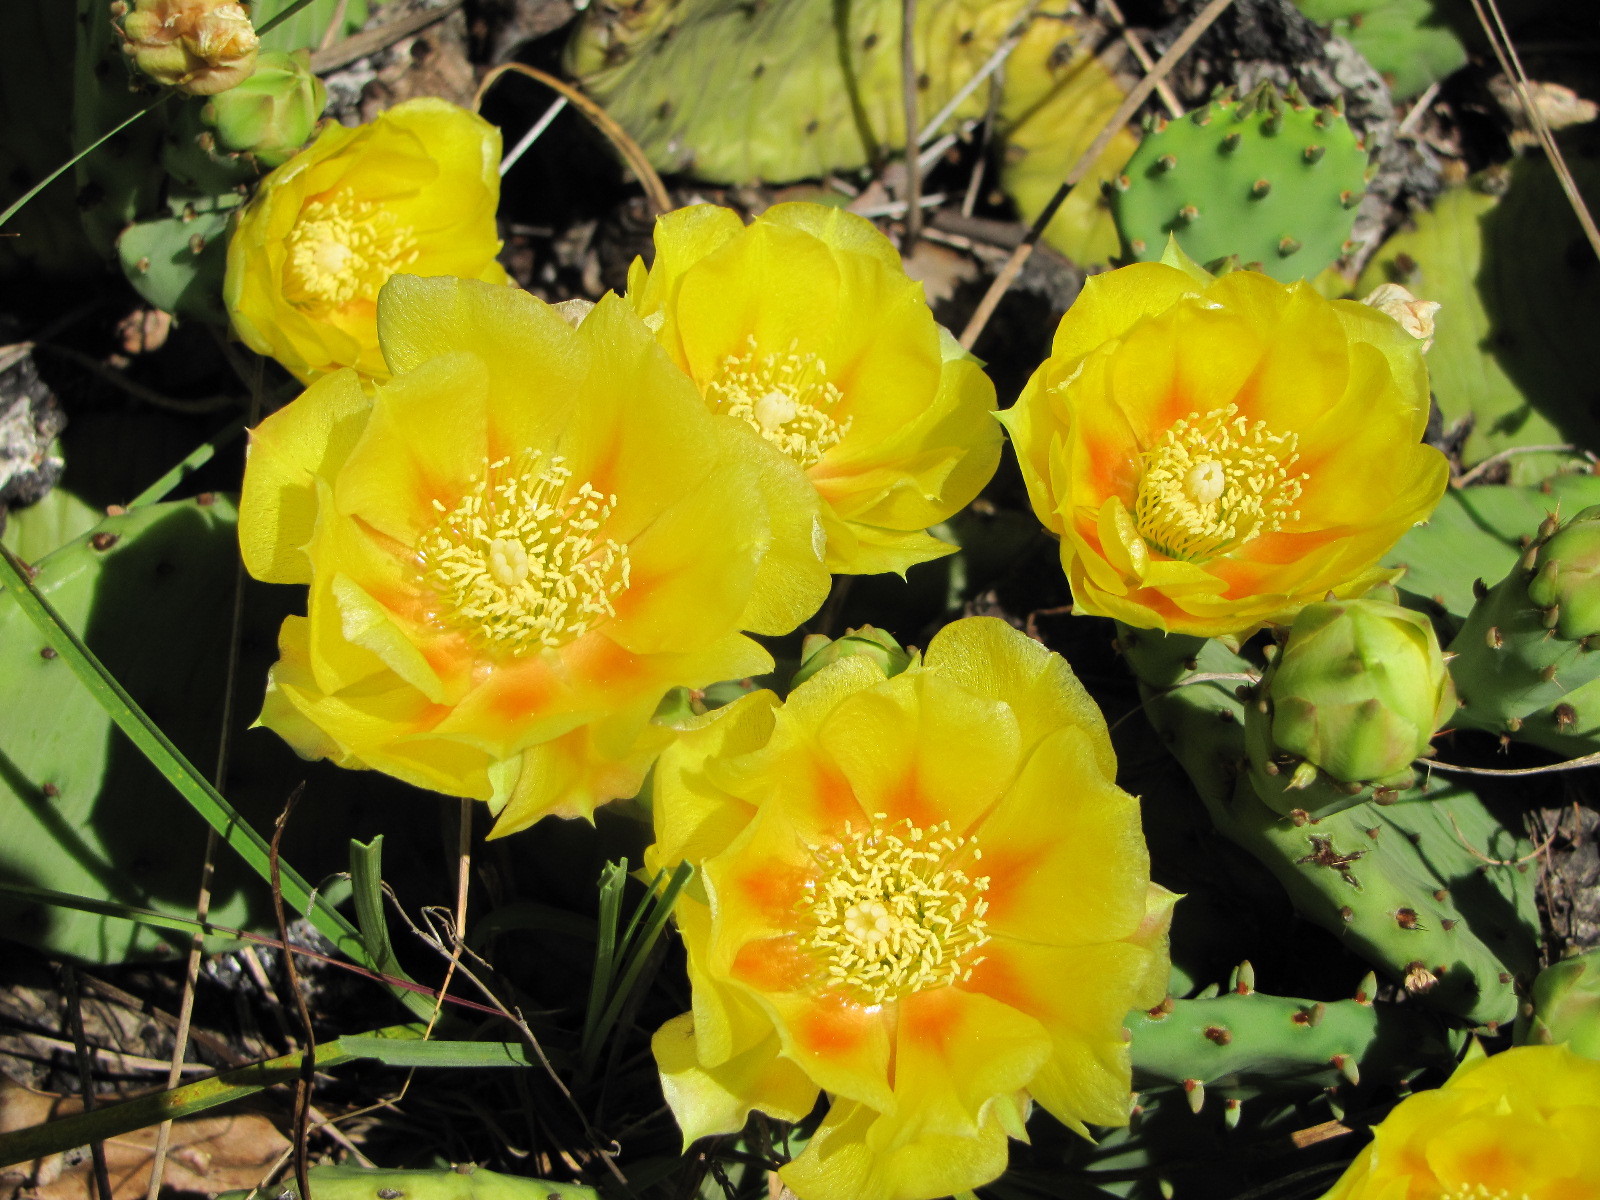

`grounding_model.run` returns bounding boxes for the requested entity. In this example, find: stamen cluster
[1134,403,1306,562]
[417,452,630,654]
[802,817,990,1005]
[283,198,419,312]
[707,336,852,468]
